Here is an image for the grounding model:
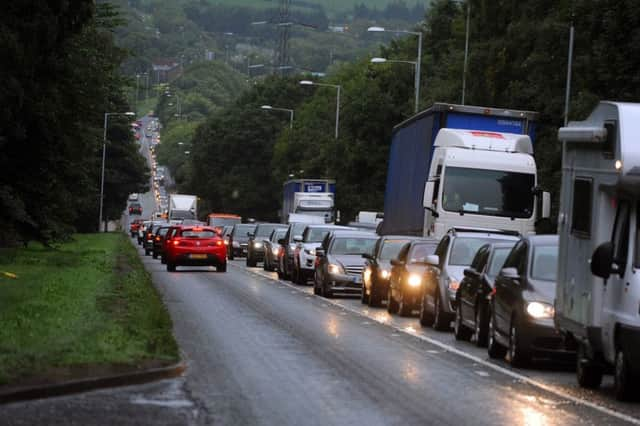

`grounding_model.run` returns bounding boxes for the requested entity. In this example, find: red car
[129,203,143,215]
[129,219,143,238]
[164,226,227,272]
